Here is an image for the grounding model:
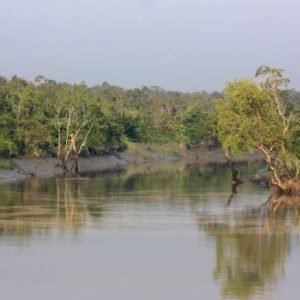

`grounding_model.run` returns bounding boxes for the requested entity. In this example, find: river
[0,161,299,299]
